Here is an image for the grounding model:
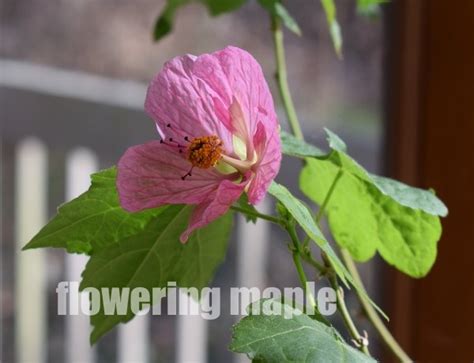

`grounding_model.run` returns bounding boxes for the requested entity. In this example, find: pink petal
[211,46,278,141]
[180,179,246,243]
[145,54,234,153]
[117,141,228,212]
[145,46,278,160]
[247,122,282,205]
